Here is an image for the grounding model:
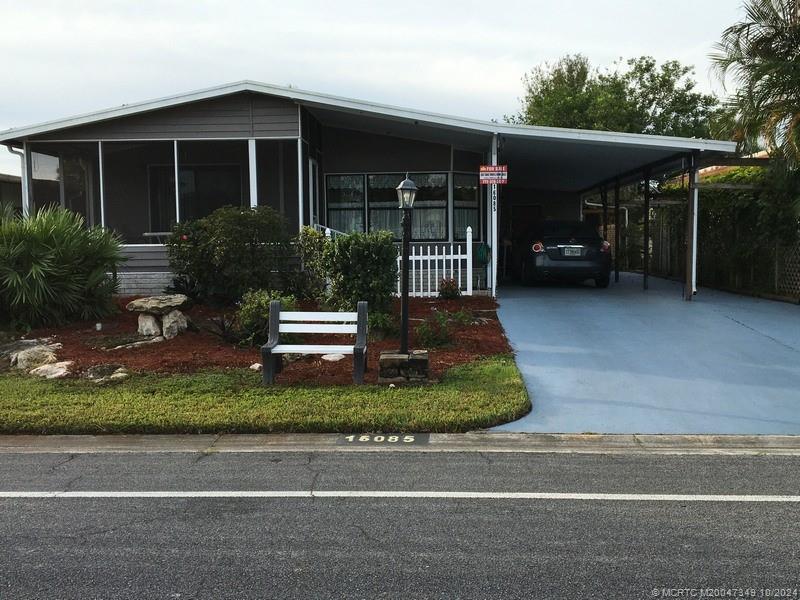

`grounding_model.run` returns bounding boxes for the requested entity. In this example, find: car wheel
[595,275,610,288]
